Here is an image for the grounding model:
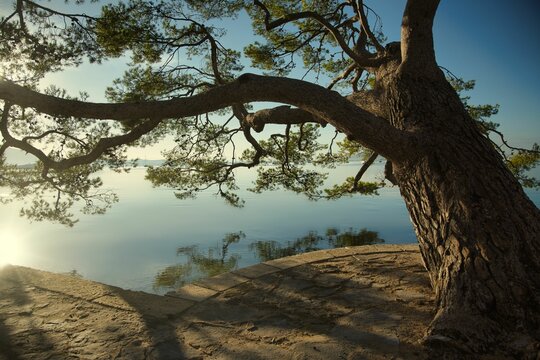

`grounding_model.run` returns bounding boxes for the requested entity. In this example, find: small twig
[488,128,540,154]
